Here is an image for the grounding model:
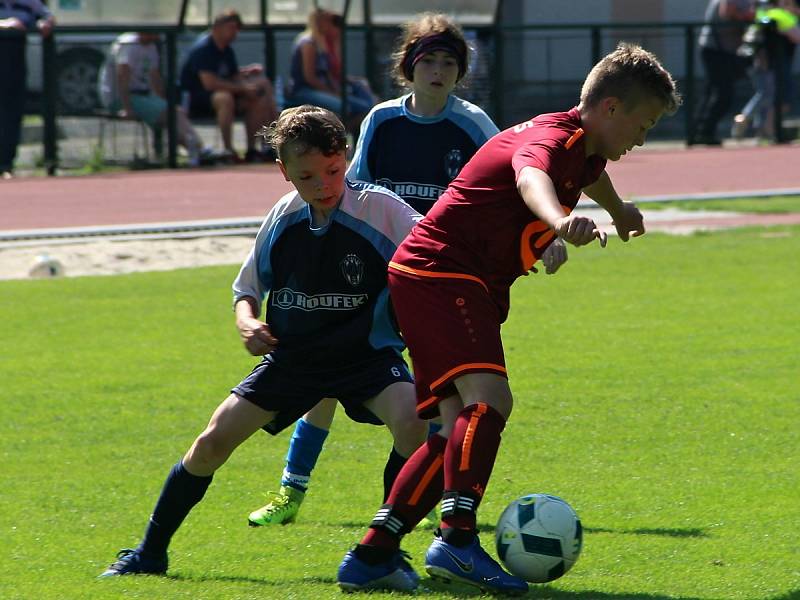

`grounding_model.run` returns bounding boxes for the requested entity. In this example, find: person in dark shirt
[0,0,54,178]
[693,0,755,145]
[337,43,681,594]
[180,9,278,162]
[99,106,426,581]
